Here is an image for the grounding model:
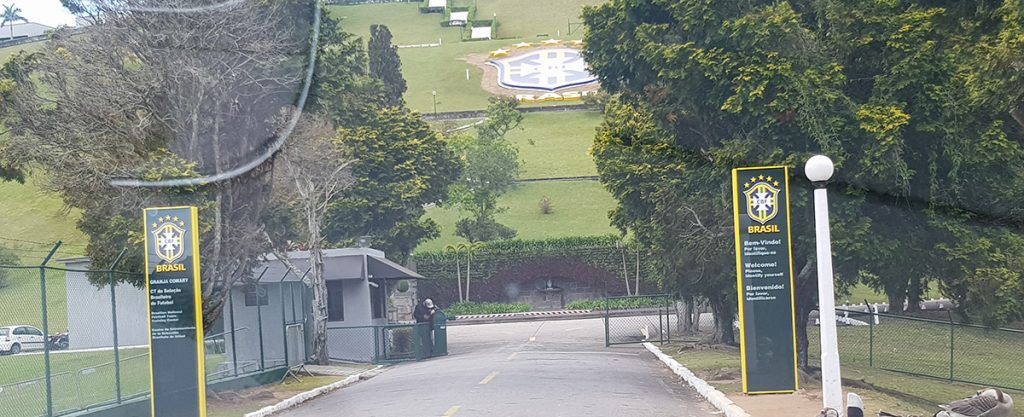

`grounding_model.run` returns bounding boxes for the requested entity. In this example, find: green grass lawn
[0,41,42,64]
[507,111,601,179]
[474,0,607,39]
[0,268,69,331]
[0,176,88,259]
[0,347,149,417]
[328,4,463,45]
[418,180,617,251]
[809,318,1024,391]
[668,342,1021,417]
